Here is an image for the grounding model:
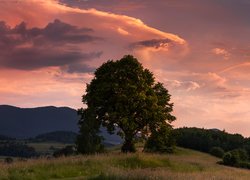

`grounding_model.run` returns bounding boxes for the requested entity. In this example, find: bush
[231,149,248,161]
[209,147,224,158]
[237,161,250,169]
[144,124,175,153]
[223,152,236,165]
[53,145,77,157]
[0,143,37,158]
[223,149,249,166]
[4,157,13,164]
